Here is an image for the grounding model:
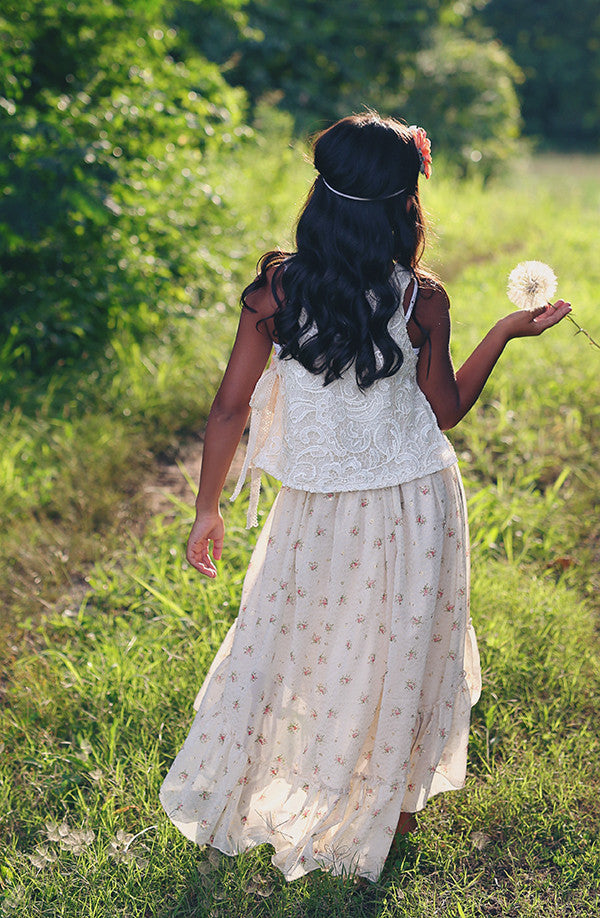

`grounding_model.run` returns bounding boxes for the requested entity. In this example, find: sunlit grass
[1,152,600,916]
[0,116,311,640]
[2,493,599,916]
